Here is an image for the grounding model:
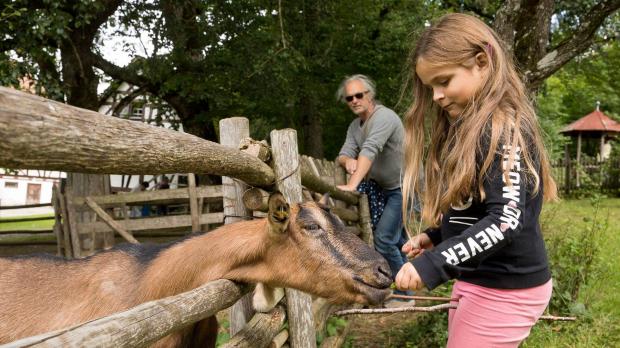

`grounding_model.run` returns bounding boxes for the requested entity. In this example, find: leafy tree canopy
[1,0,619,159]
